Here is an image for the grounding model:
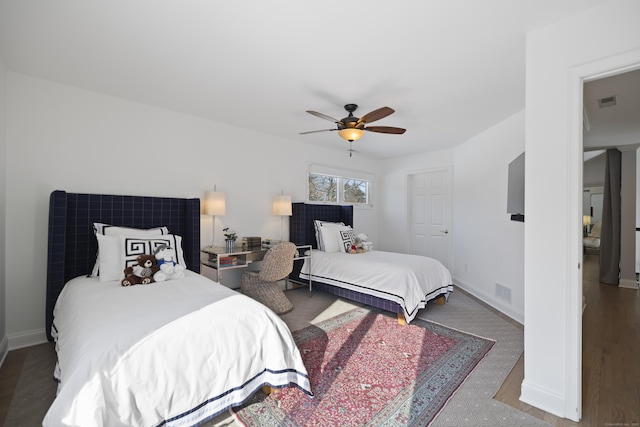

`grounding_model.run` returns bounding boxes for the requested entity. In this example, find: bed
[583,222,601,253]
[288,203,453,324]
[44,191,311,427]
